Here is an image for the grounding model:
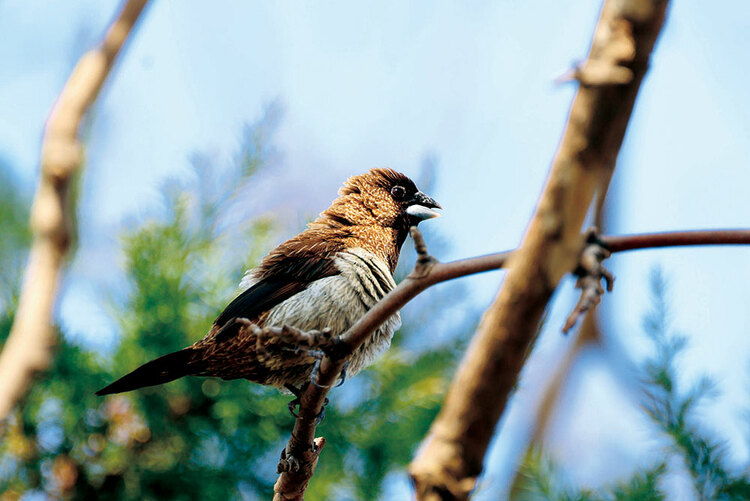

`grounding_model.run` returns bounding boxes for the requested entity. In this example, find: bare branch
[0,0,149,420]
[409,0,671,497]
[604,229,750,253]
[270,224,750,496]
